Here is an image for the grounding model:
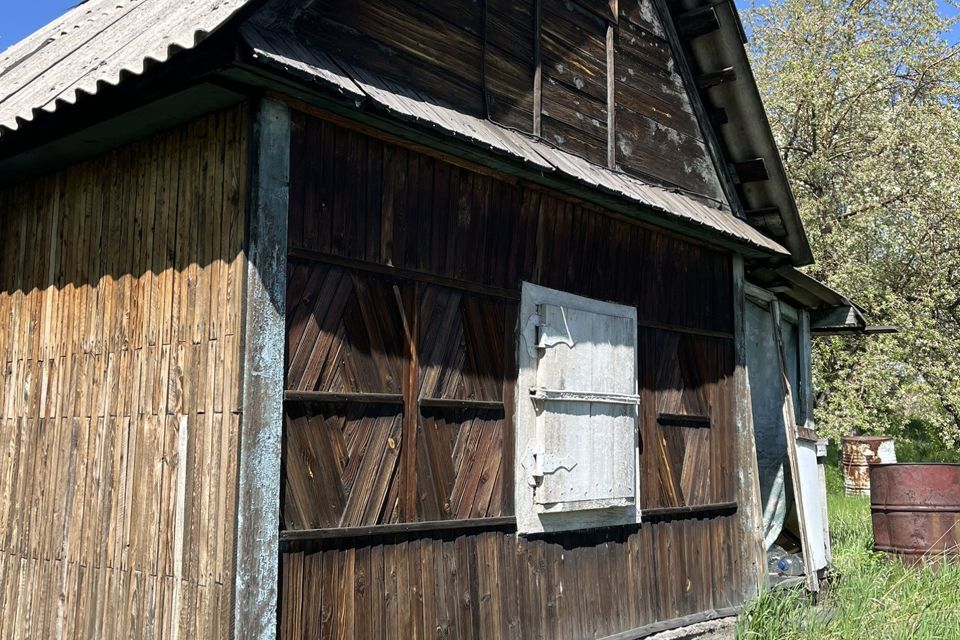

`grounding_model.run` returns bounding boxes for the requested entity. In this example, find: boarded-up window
[516,282,640,533]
